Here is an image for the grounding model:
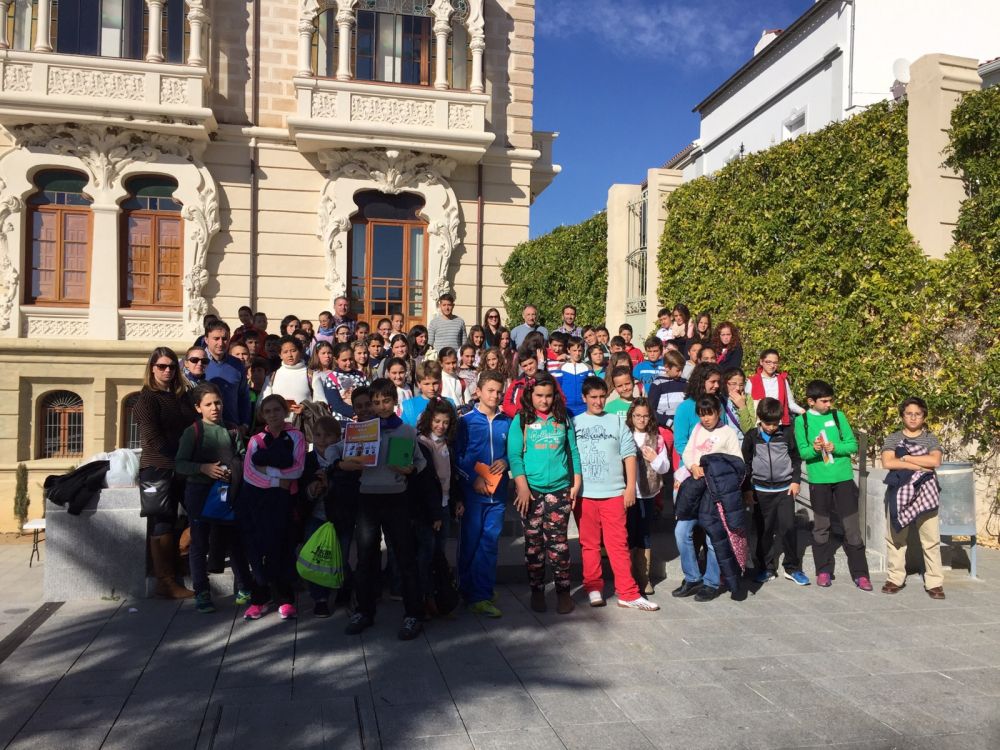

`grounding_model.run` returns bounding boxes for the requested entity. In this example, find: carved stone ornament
[122,319,187,340]
[24,316,89,338]
[351,95,434,127]
[10,123,194,191]
[182,175,221,336]
[0,178,24,331]
[48,67,144,100]
[448,103,473,130]
[319,147,456,195]
[3,64,32,93]
[316,149,461,304]
[311,91,338,118]
[160,77,188,105]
